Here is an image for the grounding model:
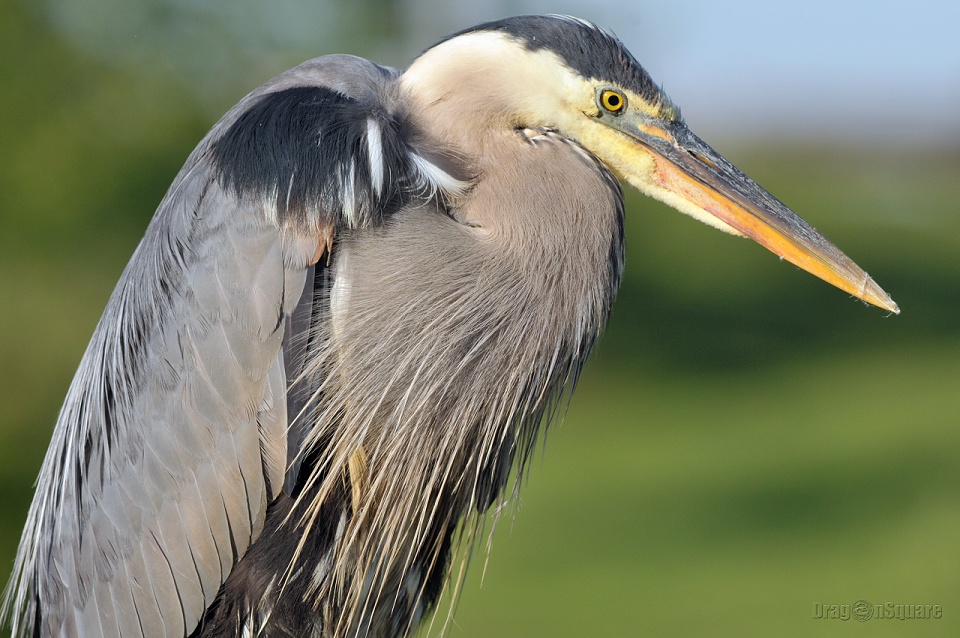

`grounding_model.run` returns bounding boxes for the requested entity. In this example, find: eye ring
[599,88,627,114]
